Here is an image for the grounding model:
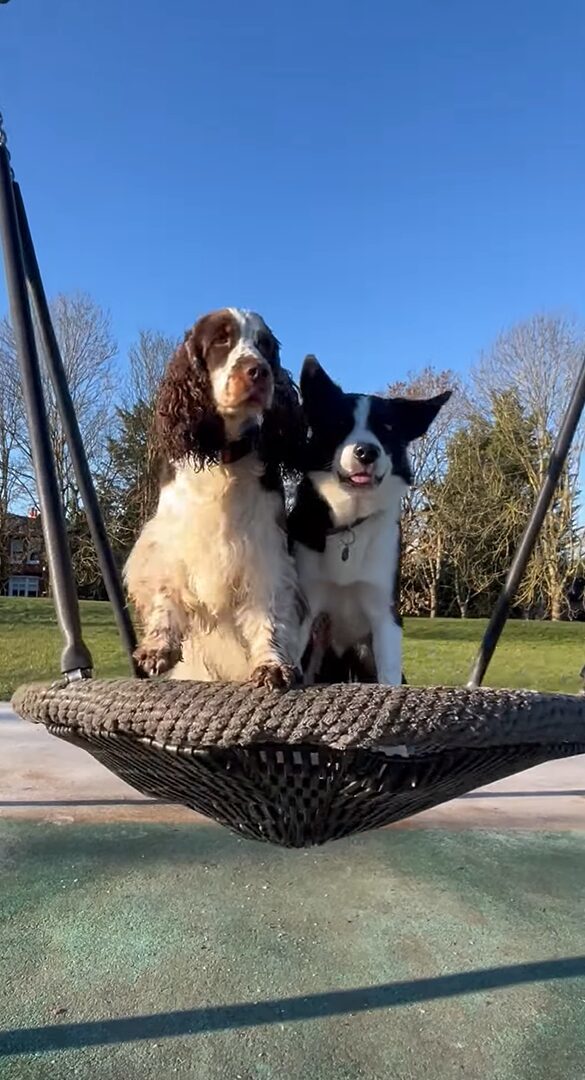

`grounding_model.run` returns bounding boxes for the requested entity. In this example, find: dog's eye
[213,332,230,347]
